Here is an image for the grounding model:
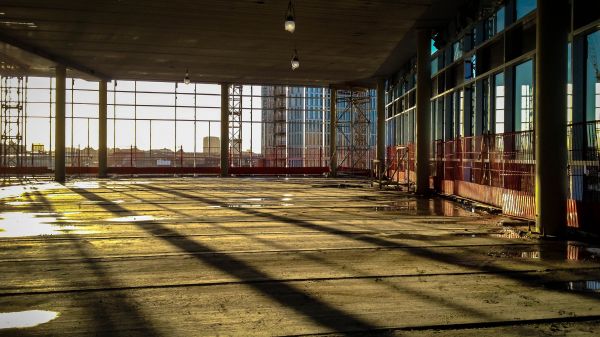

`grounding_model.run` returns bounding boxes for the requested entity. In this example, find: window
[482,78,490,133]
[431,101,437,141]
[465,54,477,80]
[432,57,439,76]
[567,42,573,124]
[485,6,506,39]
[453,40,463,61]
[459,90,465,137]
[496,7,505,32]
[437,99,445,140]
[585,30,600,121]
[515,60,534,131]
[431,39,438,55]
[494,72,505,134]
[516,0,536,20]
[470,84,477,136]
